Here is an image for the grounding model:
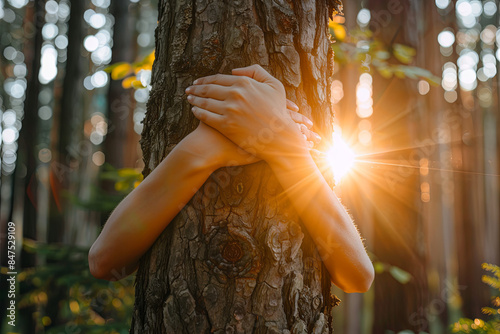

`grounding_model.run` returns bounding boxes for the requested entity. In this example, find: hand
[185,64,316,163]
[189,109,321,169]
[189,121,259,169]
